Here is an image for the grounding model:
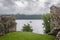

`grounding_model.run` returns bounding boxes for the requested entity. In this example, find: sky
[0,0,60,15]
